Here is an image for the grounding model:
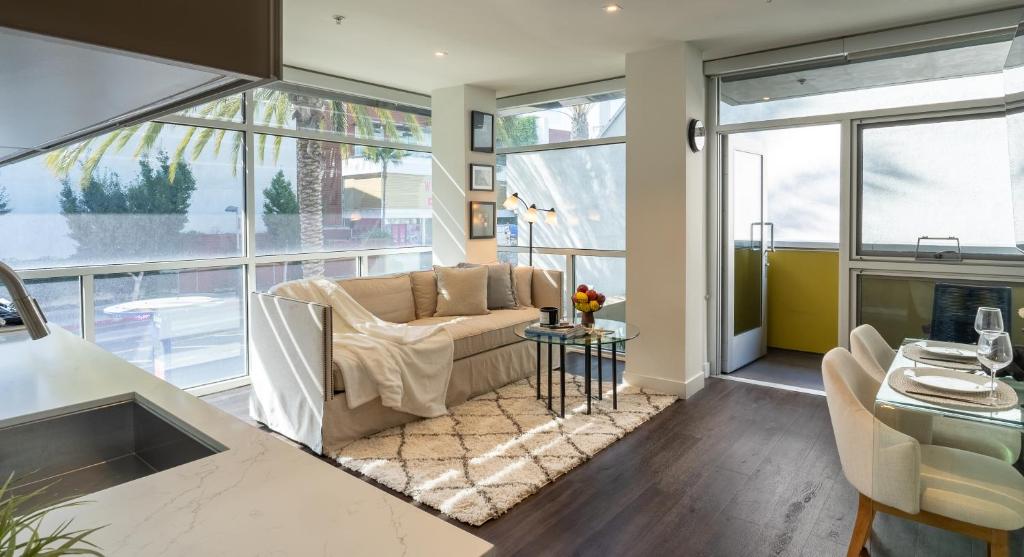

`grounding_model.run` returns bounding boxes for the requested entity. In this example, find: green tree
[361,147,406,228]
[45,90,423,278]
[262,170,300,251]
[0,185,11,215]
[59,152,196,298]
[497,115,538,148]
